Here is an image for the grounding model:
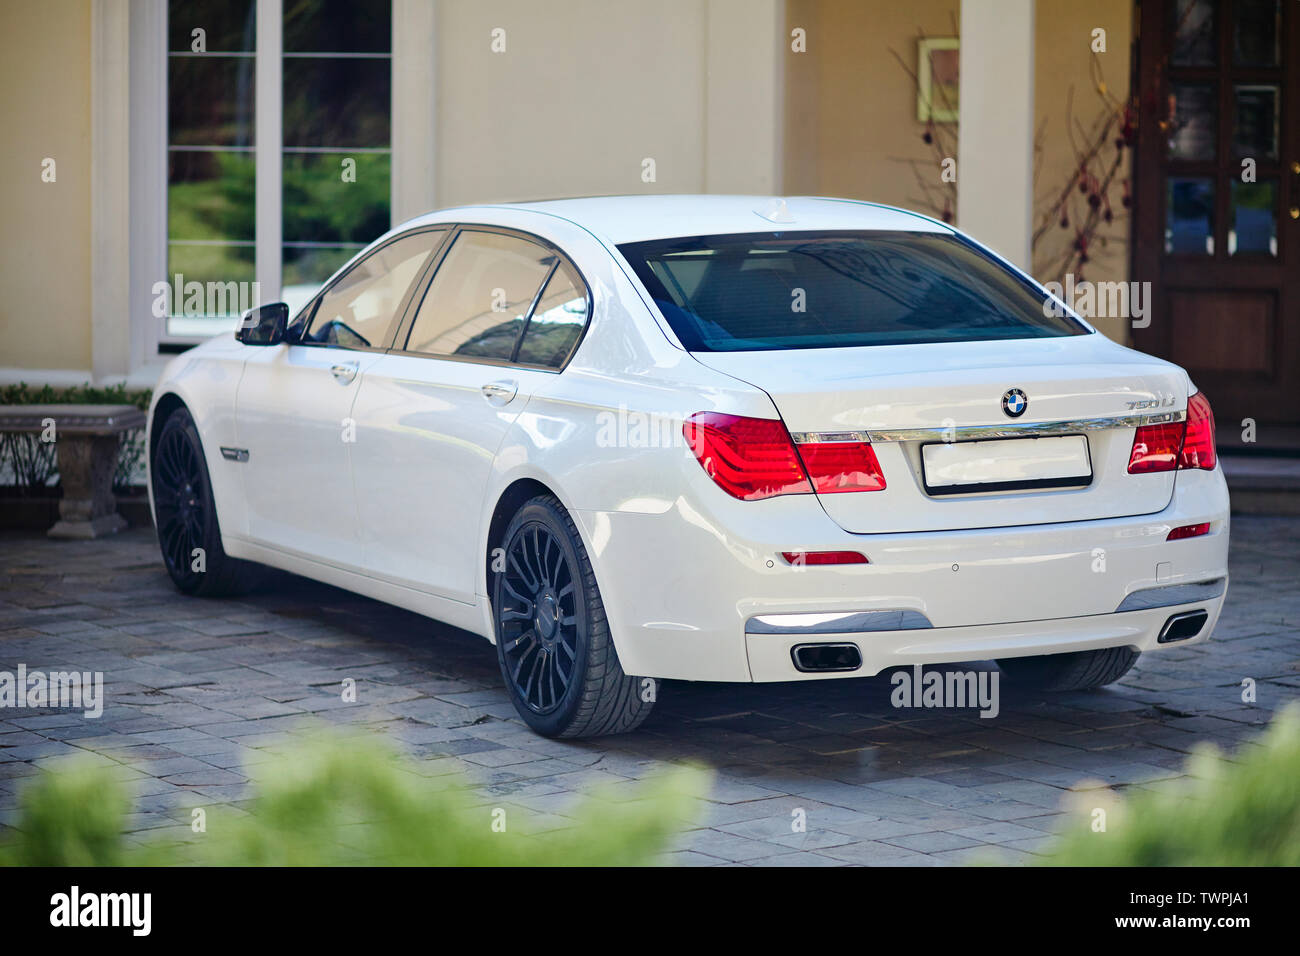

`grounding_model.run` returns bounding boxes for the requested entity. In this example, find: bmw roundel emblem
[1002,388,1028,418]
